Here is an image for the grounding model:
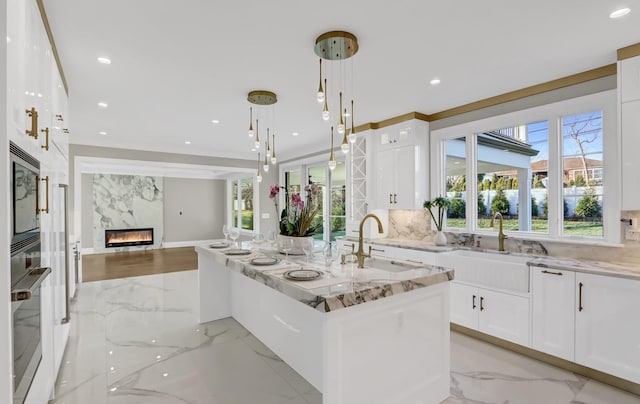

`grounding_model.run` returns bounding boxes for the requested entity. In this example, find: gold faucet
[353,213,384,268]
[490,212,508,252]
